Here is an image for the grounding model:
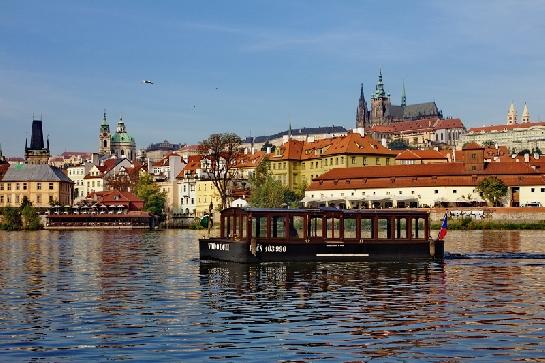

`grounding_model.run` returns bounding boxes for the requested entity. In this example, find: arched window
[103,140,107,148]
[121,149,125,156]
